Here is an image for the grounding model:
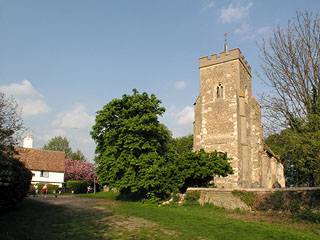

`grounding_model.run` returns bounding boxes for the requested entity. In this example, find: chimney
[23,134,33,148]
